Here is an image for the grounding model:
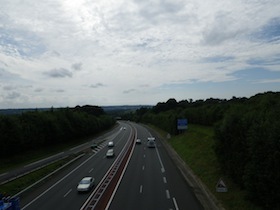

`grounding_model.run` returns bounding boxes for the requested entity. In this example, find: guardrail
[81,125,136,210]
